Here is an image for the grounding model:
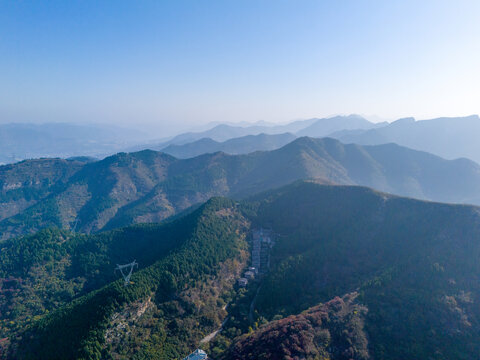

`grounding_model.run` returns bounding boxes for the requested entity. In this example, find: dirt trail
[200,314,229,343]
[200,305,228,344]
